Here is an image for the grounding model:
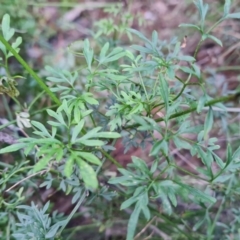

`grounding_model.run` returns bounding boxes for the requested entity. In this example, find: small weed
[1,1,240,239]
